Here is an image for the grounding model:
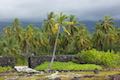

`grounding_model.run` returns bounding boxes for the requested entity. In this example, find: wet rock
[71,77,80,80]
[83,75,95,78]
[68,73,81,80]
[54,77,61,80]
[108,74,120,80]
